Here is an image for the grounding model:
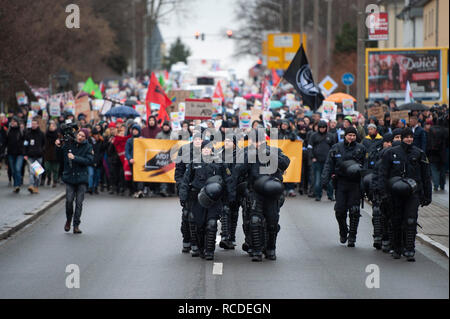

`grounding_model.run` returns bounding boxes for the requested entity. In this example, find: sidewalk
[0,166,65,240]
[417,177,449,253]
